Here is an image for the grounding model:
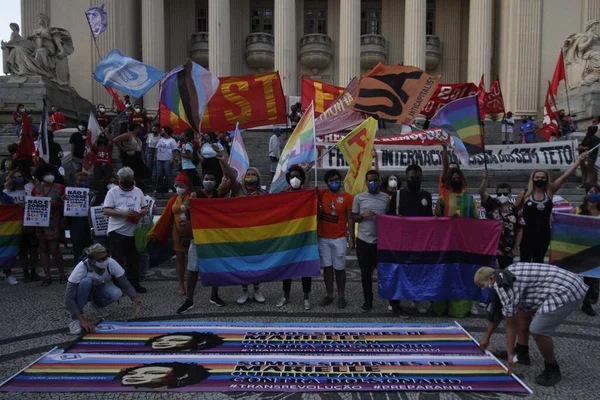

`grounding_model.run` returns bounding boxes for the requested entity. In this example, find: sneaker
[276,297,288,308]
[319,296,334,307]
[304,299,311,310]
[387,304,393,311]
[6,276,18,285]
[493,349,531,365]
[209,296,226,307]
[337,298,347,309]
[582,303,597,316]
[535,366,562,387]
[133,283,147,293]
[176,299,194,314]
[69,319,82,335]
[415,301,429,314]
[470,304,480,315]
[253,290,265,303]
[360,303,372,313]
[237,291,249,305]
[391,305,411,320]
[577,185,586,189]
